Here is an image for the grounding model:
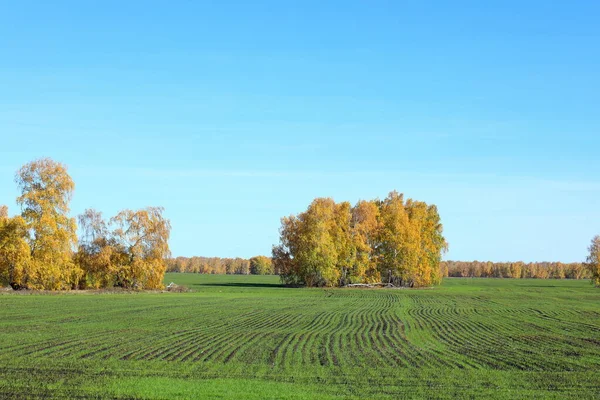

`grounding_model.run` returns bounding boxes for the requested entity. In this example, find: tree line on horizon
[164,256,597,282]
[443,237,600,286]
[442,260,591,280]
[0,158,171,290]
[166,255,274,275]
